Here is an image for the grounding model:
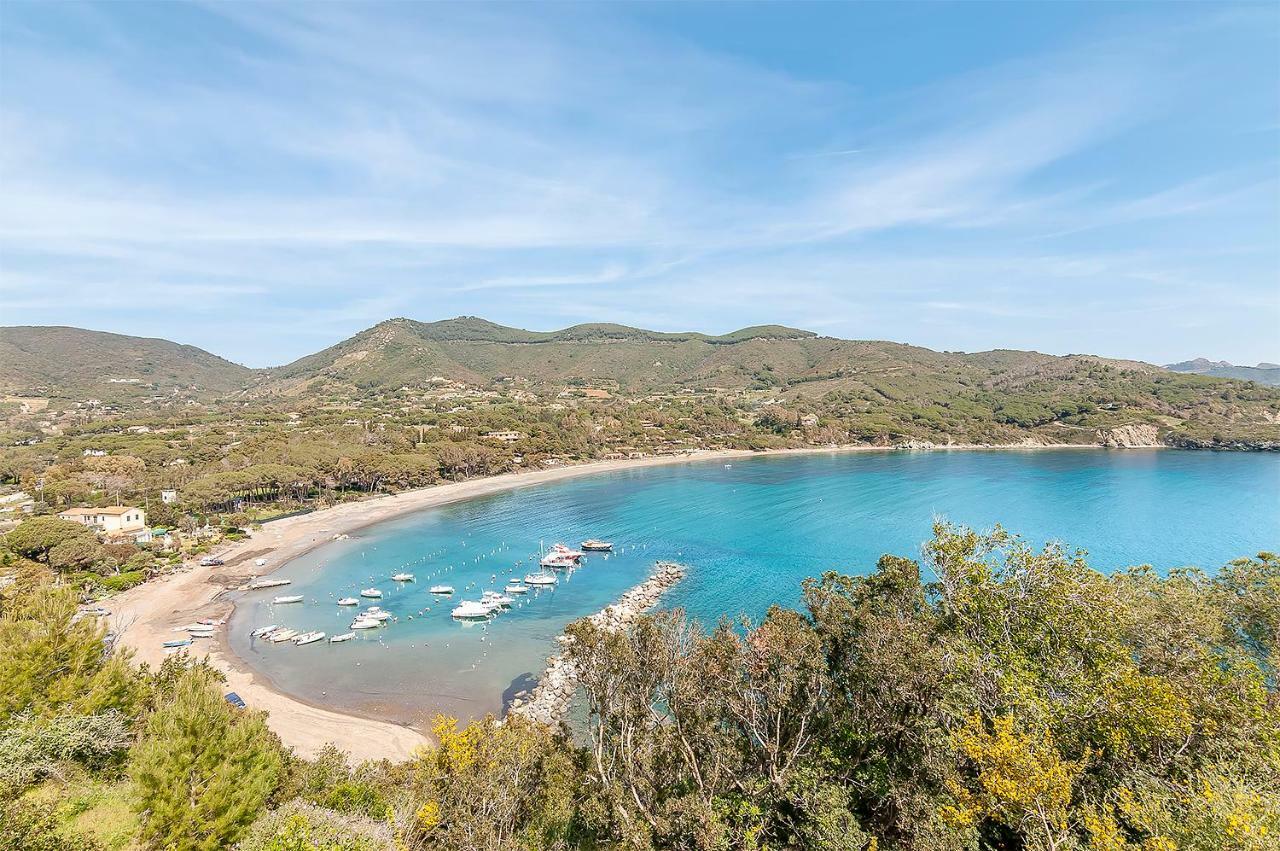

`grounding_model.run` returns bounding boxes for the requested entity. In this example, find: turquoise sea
[227,449,1280,724]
